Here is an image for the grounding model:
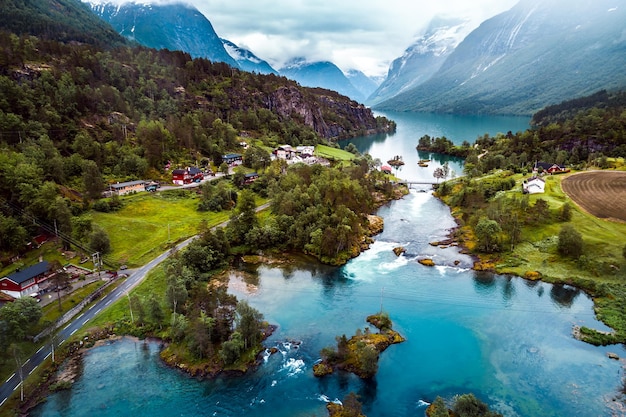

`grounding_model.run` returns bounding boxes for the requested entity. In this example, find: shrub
[558,224,583,258]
